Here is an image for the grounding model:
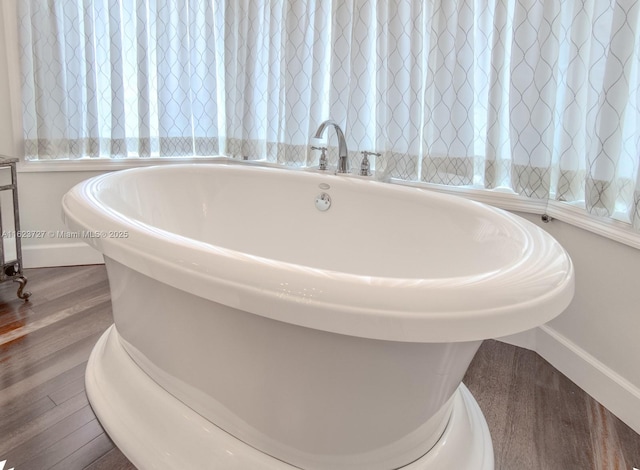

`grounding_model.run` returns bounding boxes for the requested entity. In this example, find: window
[18,0,640,230]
